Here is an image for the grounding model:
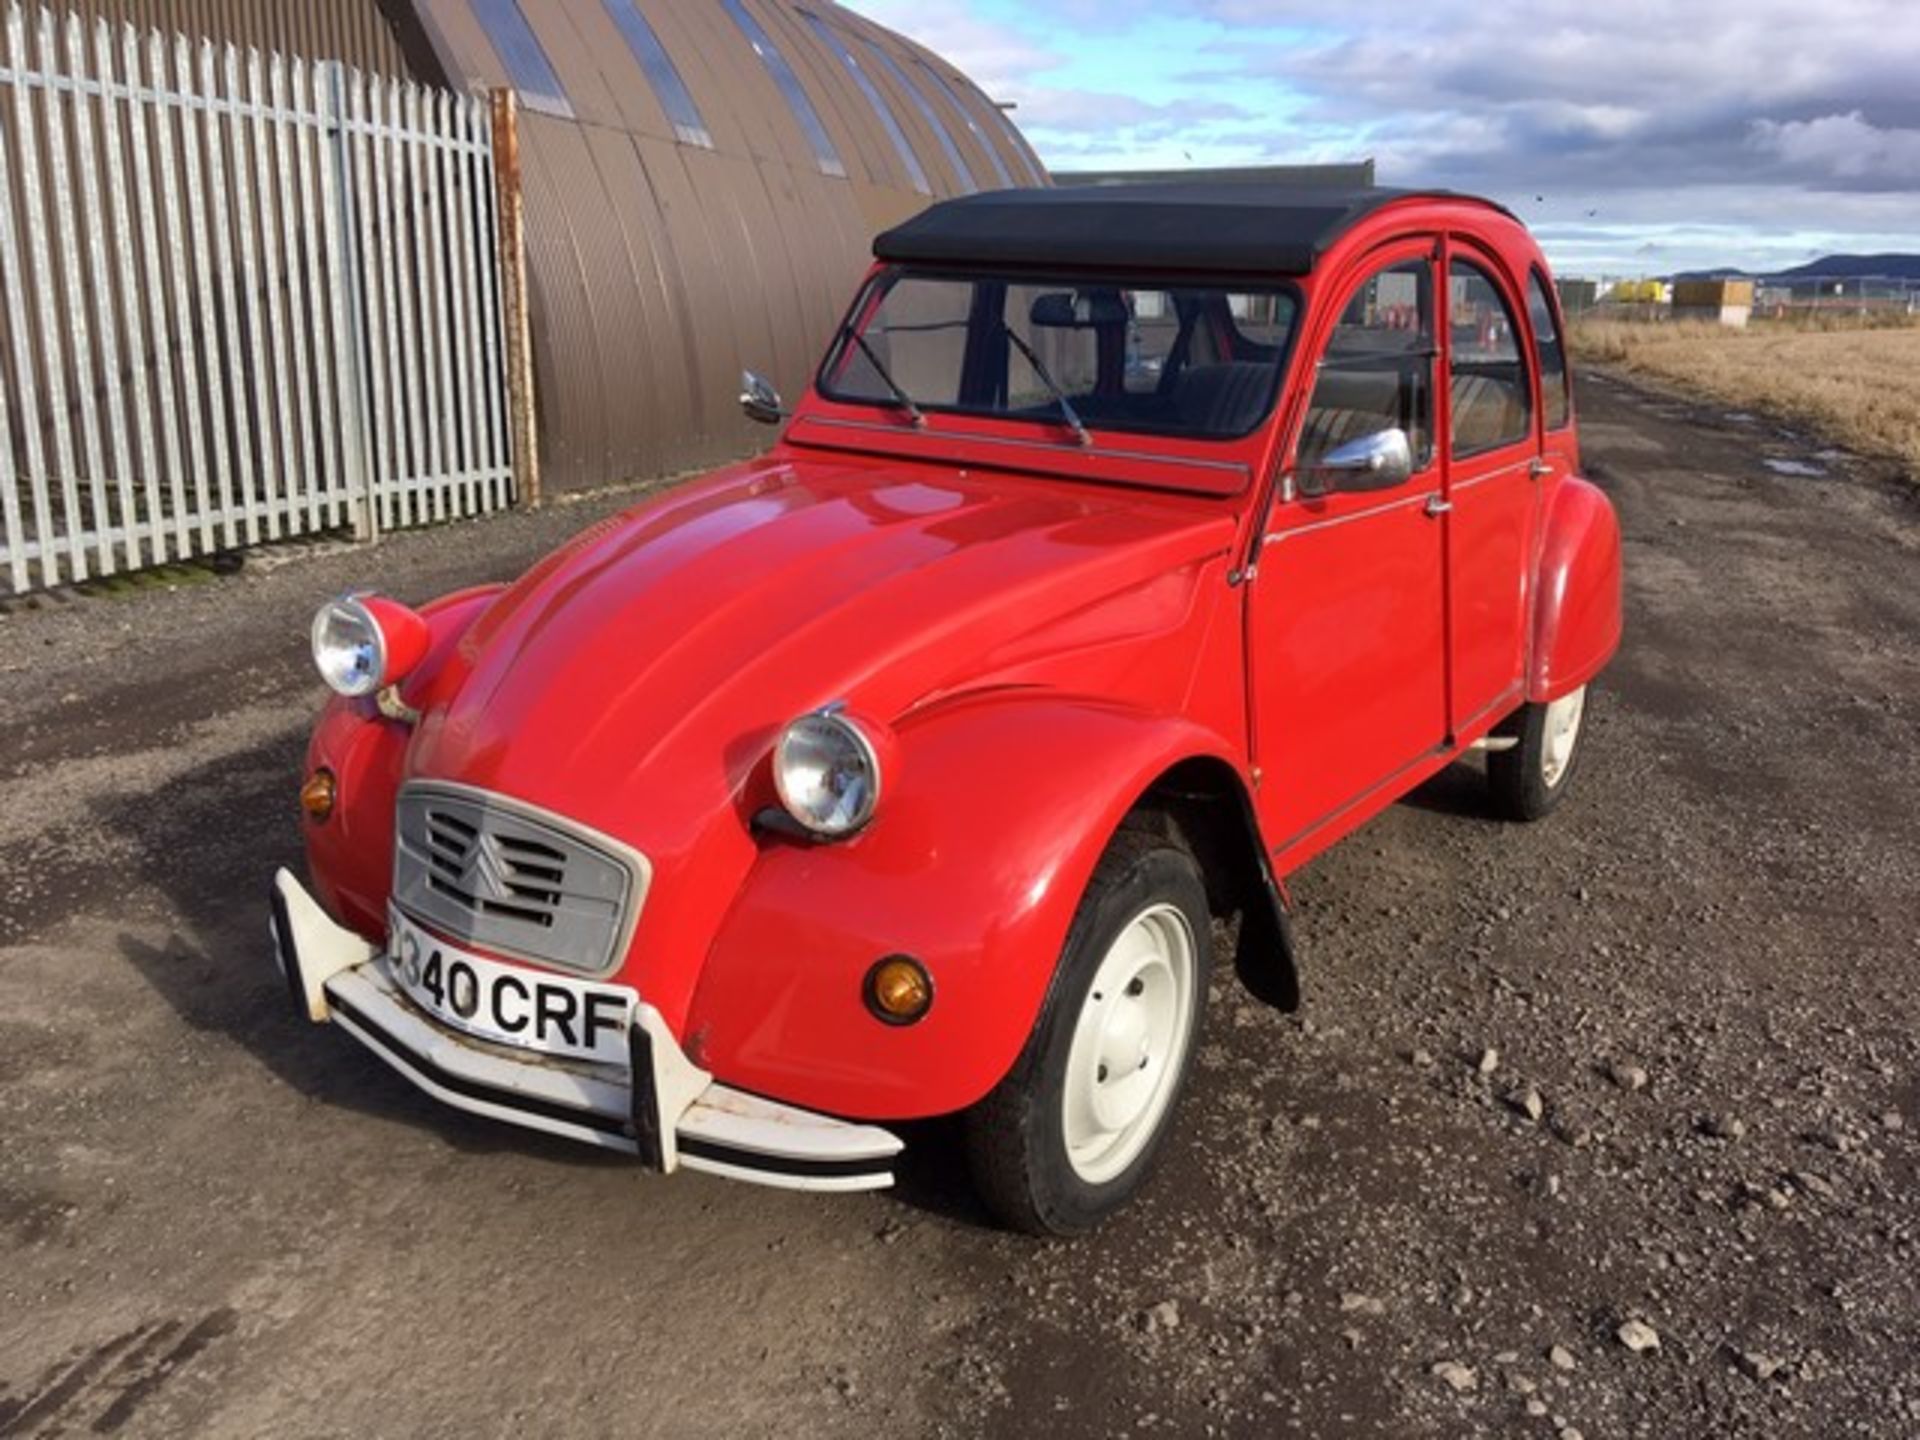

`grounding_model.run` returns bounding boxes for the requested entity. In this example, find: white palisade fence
[0,4,514,595]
